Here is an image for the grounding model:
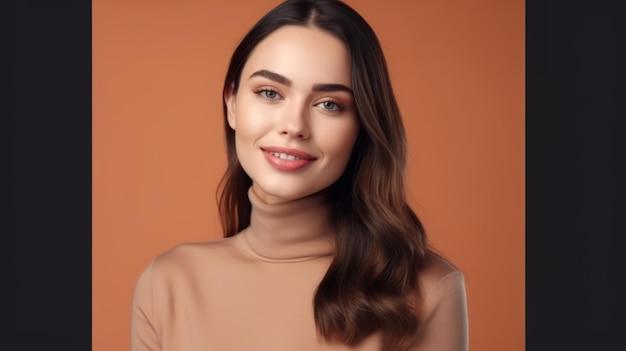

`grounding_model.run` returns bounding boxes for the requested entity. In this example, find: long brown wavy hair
[218,0,428,349]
